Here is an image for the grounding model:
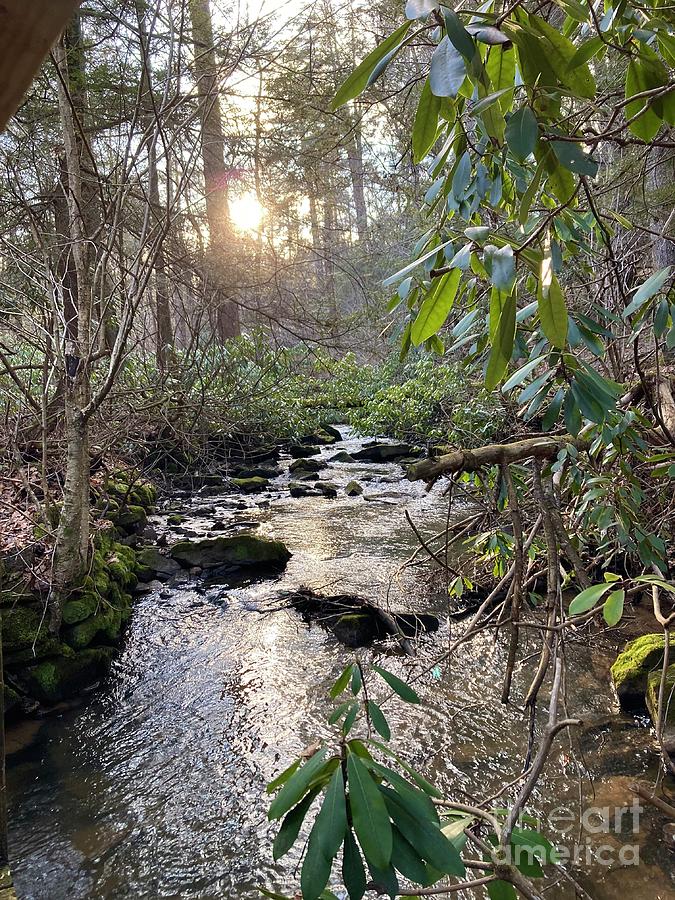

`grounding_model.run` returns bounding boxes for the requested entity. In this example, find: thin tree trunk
[649,141,675,271]
[345,120,367,240]
[188,0,240,340]
[136,0,175,370]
